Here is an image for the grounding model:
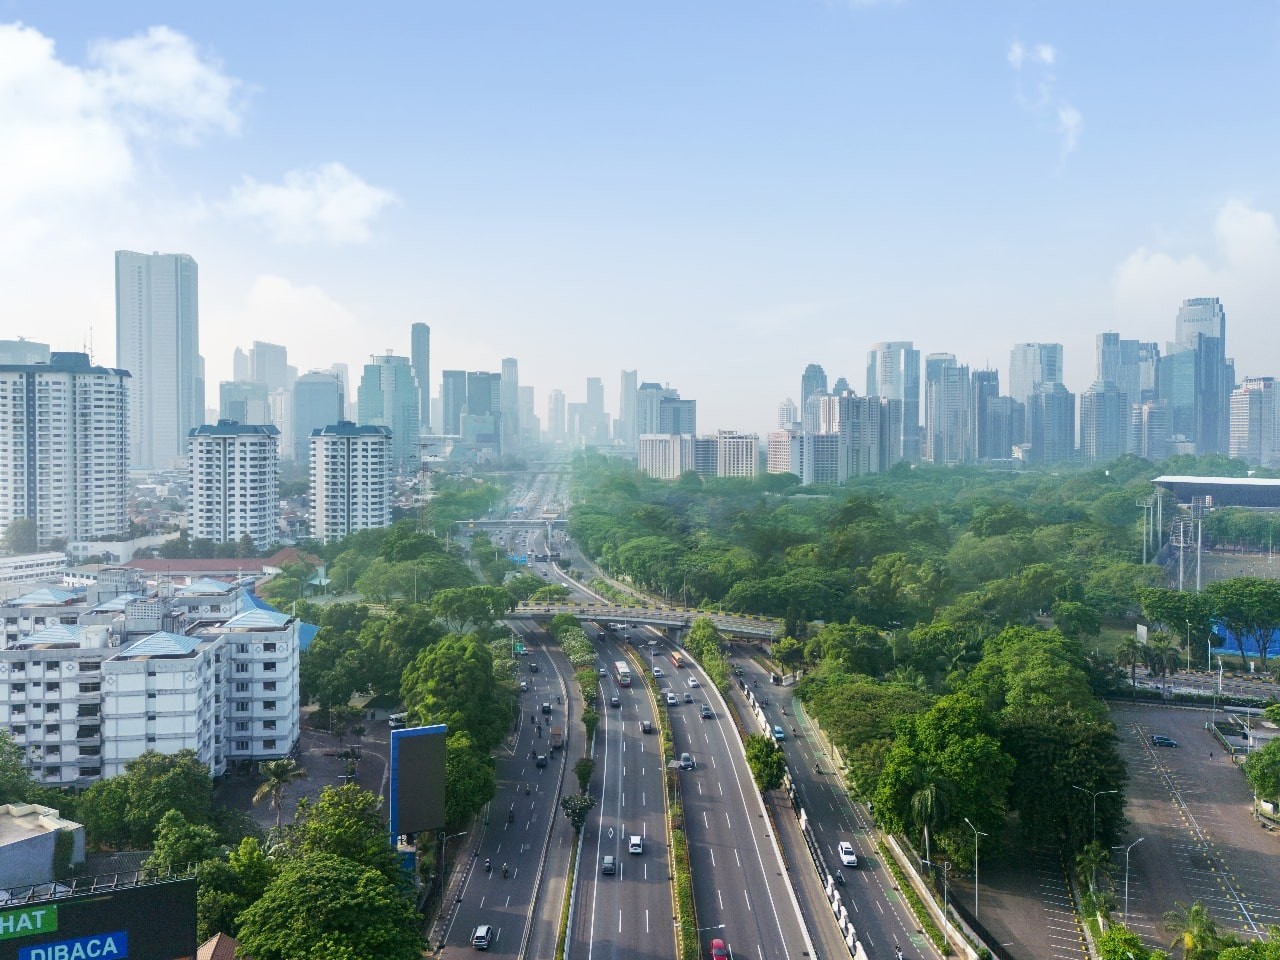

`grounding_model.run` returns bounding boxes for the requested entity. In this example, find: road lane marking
[718,890,724,910]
